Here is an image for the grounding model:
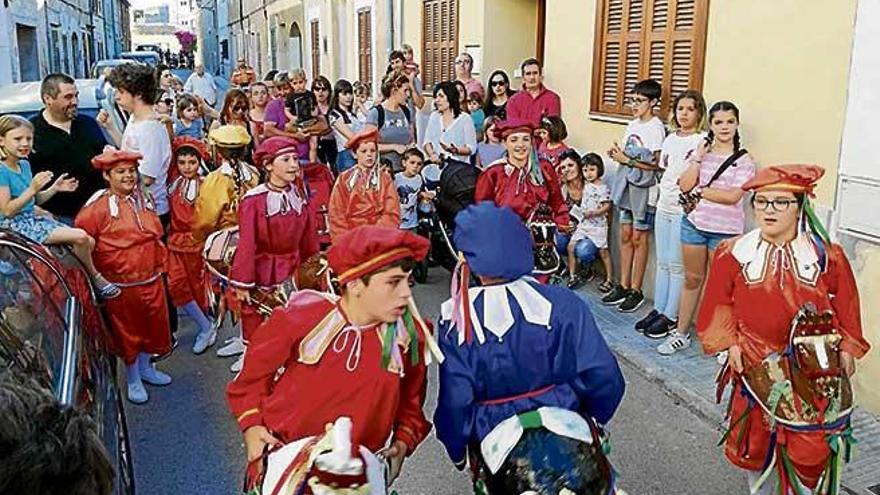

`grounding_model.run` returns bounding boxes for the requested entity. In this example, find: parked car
[0,229,135,494]
[120,50,161,66]
[92,58,134,78]
[0,78,125,141]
